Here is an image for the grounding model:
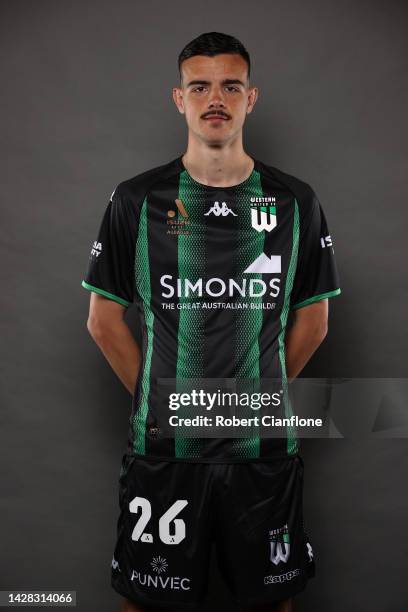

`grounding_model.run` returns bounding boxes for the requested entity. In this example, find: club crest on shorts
[250,196,277,232]
[269,524,290,565]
